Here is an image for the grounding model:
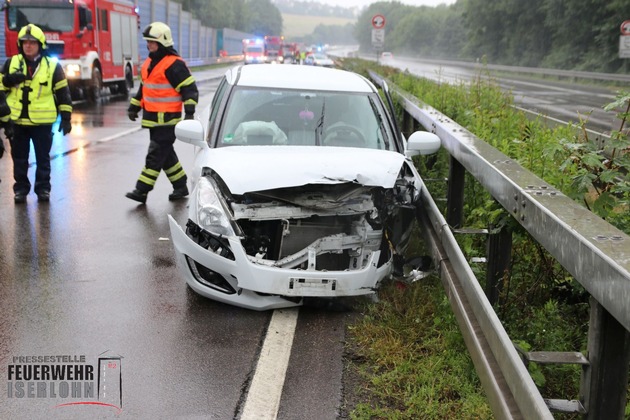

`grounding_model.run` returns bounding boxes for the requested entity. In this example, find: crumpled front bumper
[168,215,391,311]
